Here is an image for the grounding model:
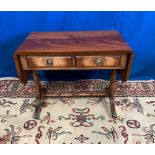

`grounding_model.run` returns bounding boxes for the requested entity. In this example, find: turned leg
[109,69,117,119]
[32,70,42,119]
